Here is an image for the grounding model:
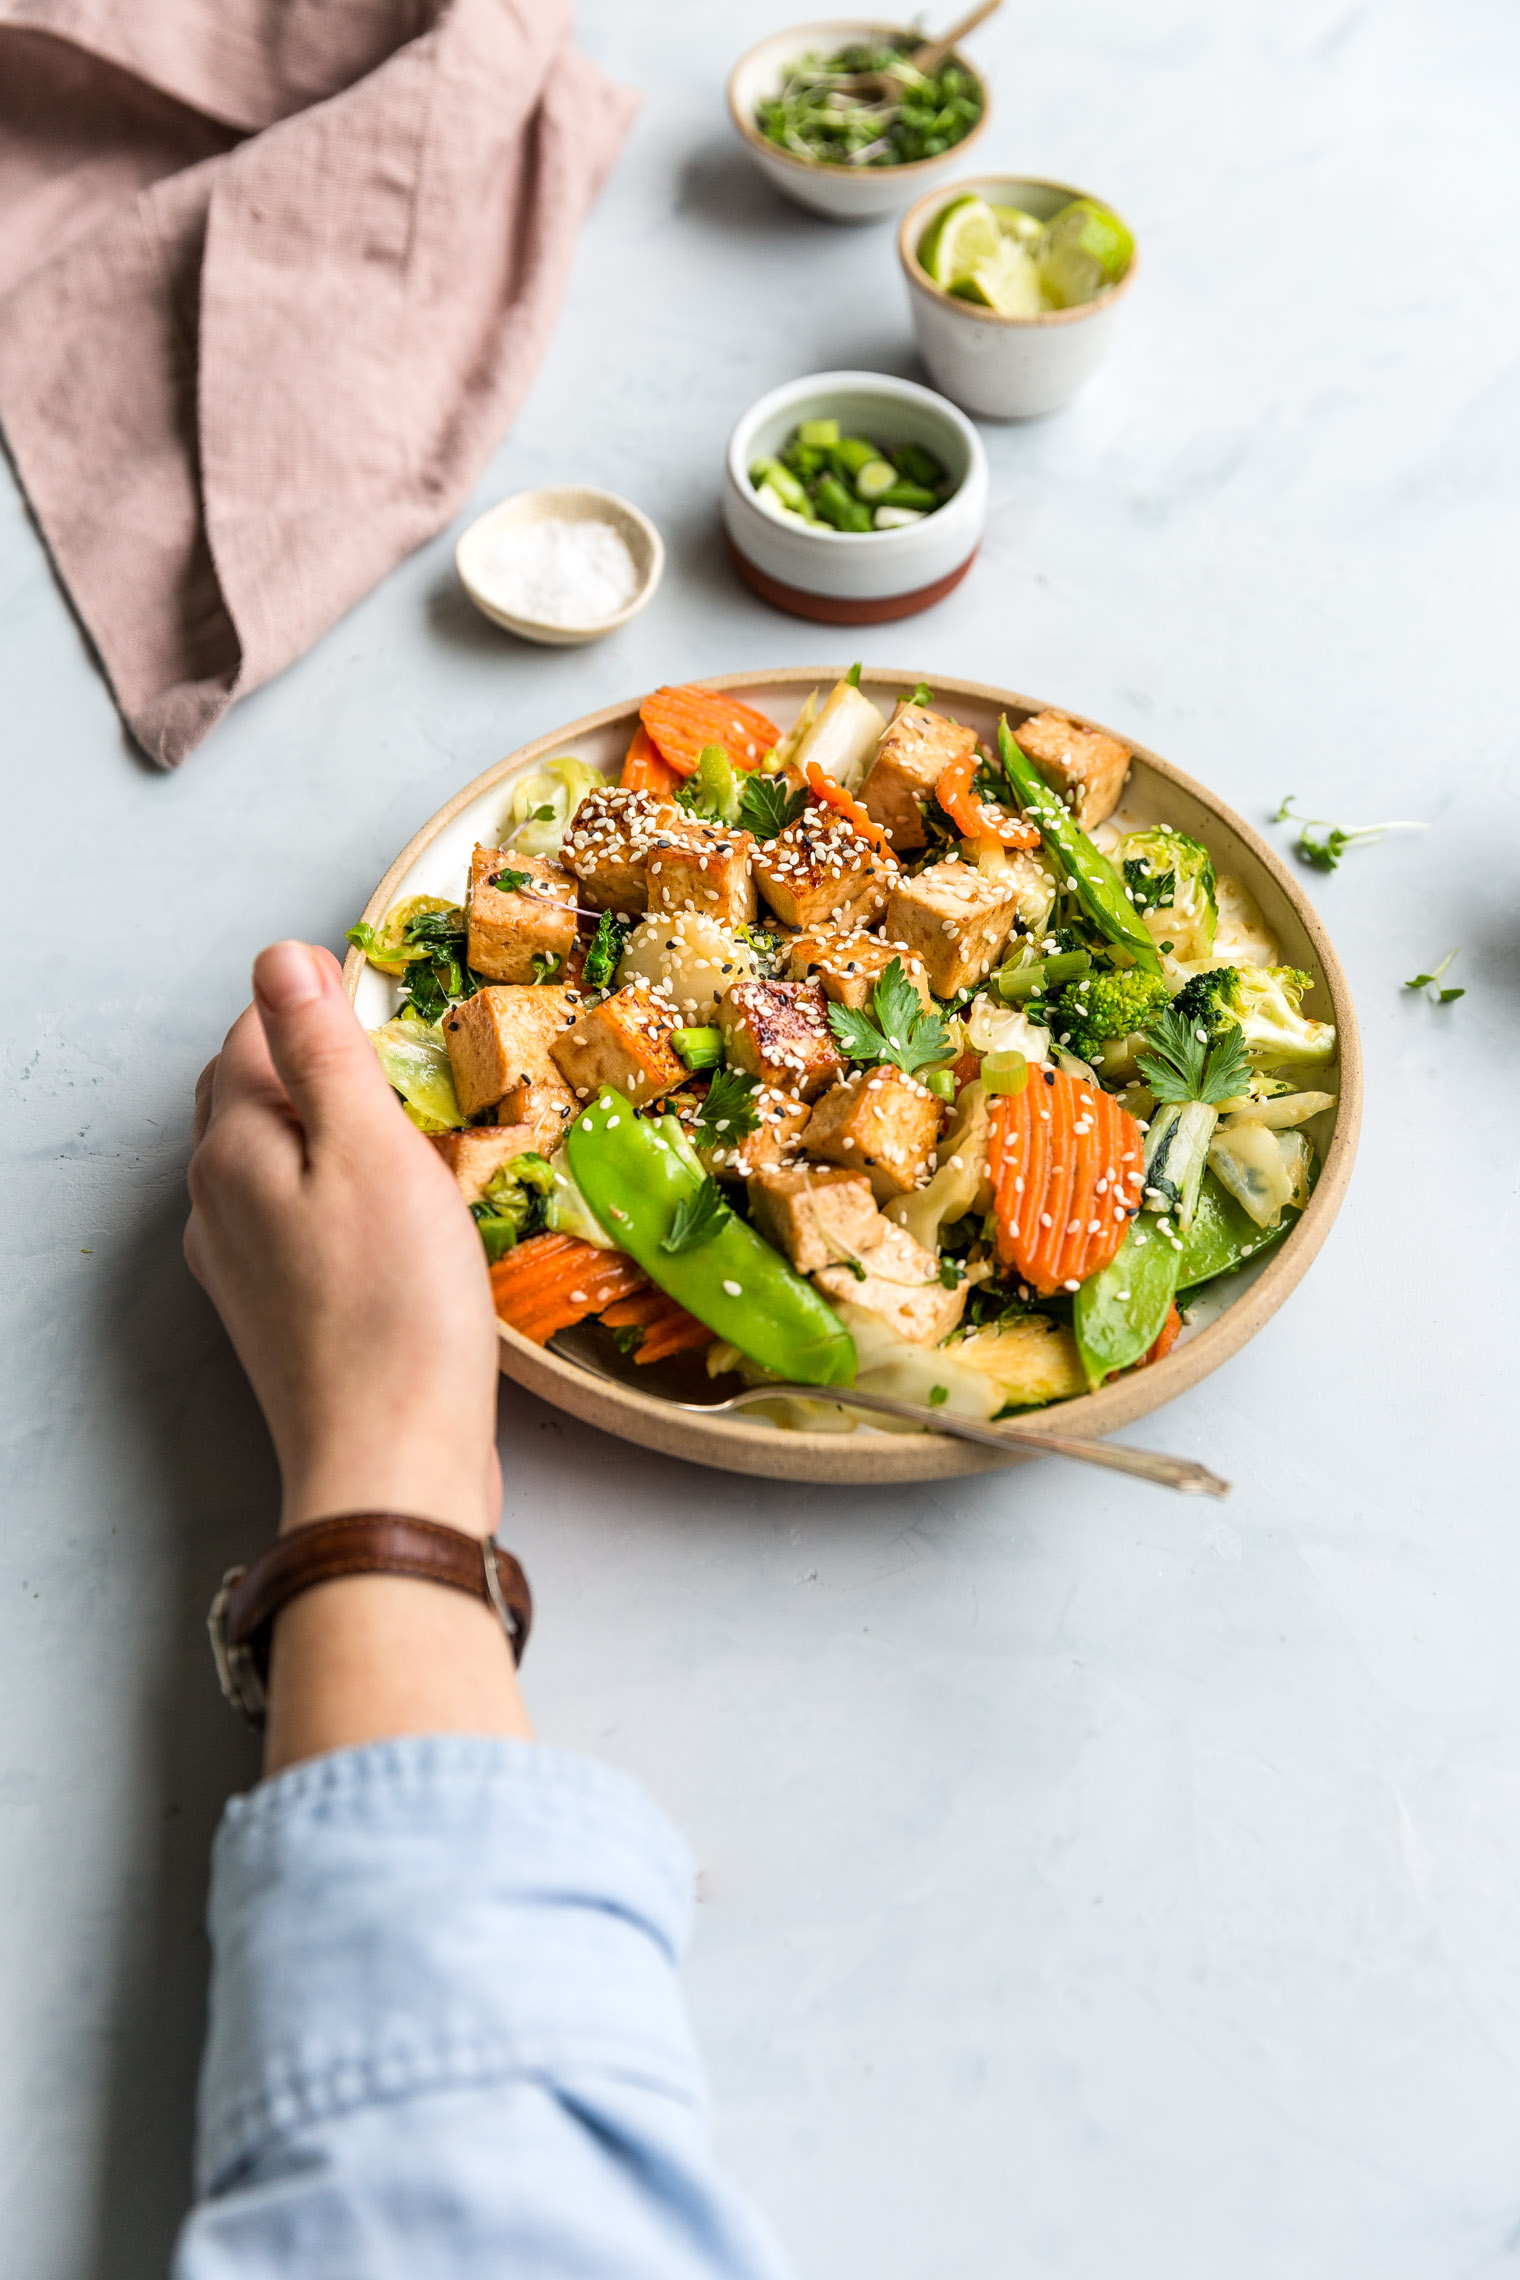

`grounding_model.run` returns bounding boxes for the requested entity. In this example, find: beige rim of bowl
[898,177,1141,327]
[727,23,991,180]
[343,670,1361,1484]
